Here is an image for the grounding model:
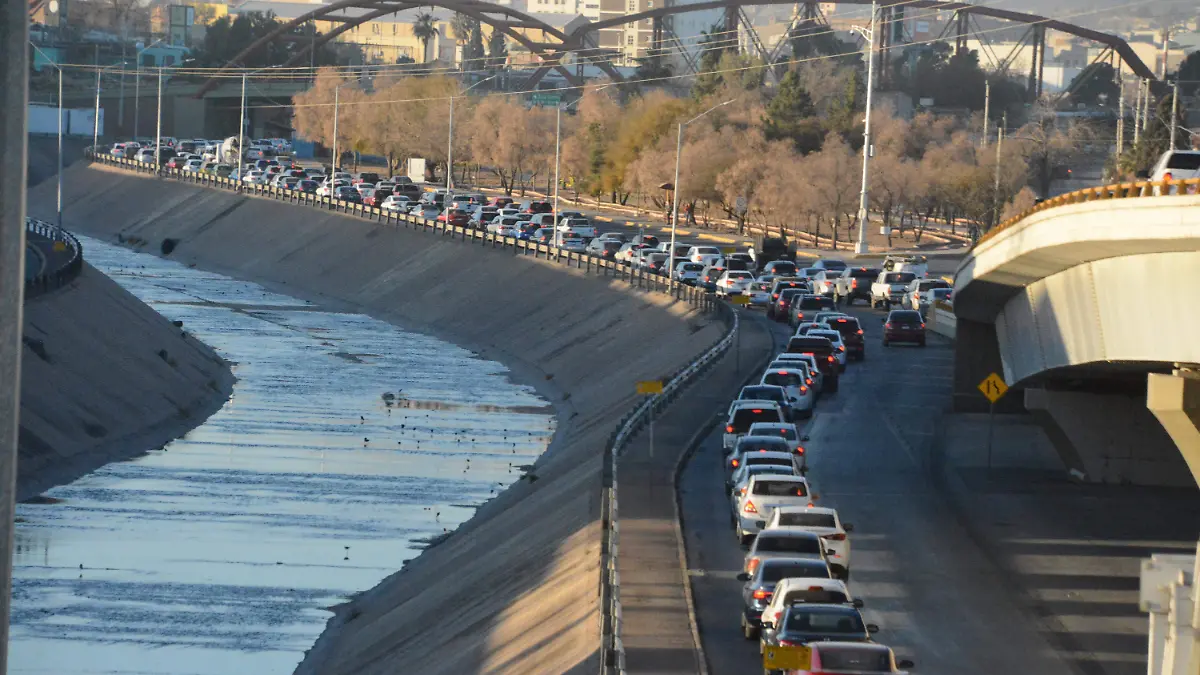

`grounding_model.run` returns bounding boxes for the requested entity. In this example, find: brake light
[800,385,808,393]
[796,446,805,455]
[731,458,740,468]
[851,279,857,288]
[778,639,800,647]
[726,425,734,433]
[827,356,835,363]
[806,379,813,385]
[753,589,772,600]
[884,323,892,329]
[824,533,846,541]
[743,502,758,514]
[1163,172,1173,182]
[752,409,763,413]
[747,556,761,573]
[838,346,845,352]
[857,329,864,335]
